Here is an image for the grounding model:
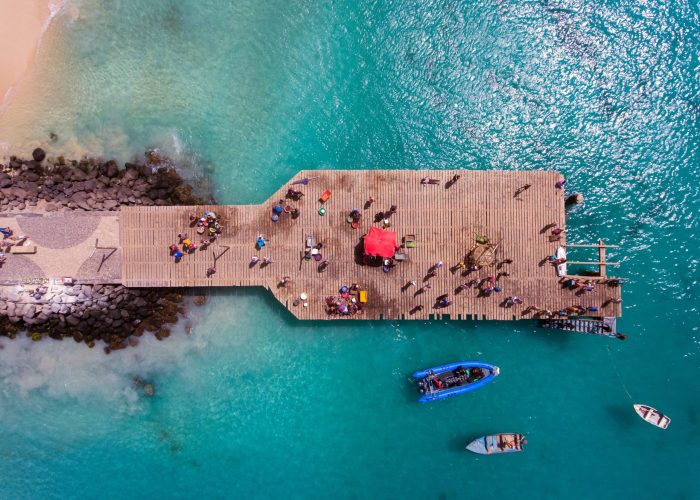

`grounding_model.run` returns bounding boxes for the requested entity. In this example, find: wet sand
[0,0,52,108]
